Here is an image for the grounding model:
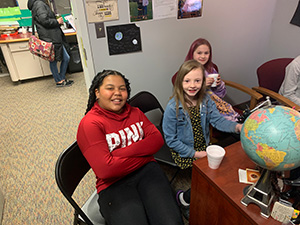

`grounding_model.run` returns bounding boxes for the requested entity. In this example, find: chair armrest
[252,86,300,111]
[223,79,263,109]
